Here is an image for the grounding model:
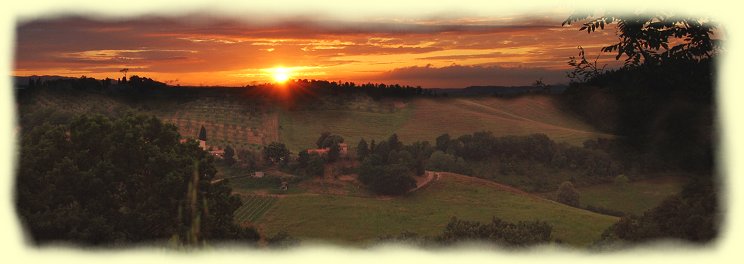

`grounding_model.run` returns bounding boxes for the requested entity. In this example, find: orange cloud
[15,15,623,87]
